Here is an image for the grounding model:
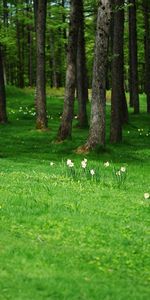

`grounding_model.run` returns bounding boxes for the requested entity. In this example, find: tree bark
[35,0,47,129]
[16,11,25,88]
[110,0,128,143]
[76,0,88,128]
[86,0,111,149]
[129,0,139,113]
[57,0,80,140]
[143,0,150,113]
[0,46,7,124]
